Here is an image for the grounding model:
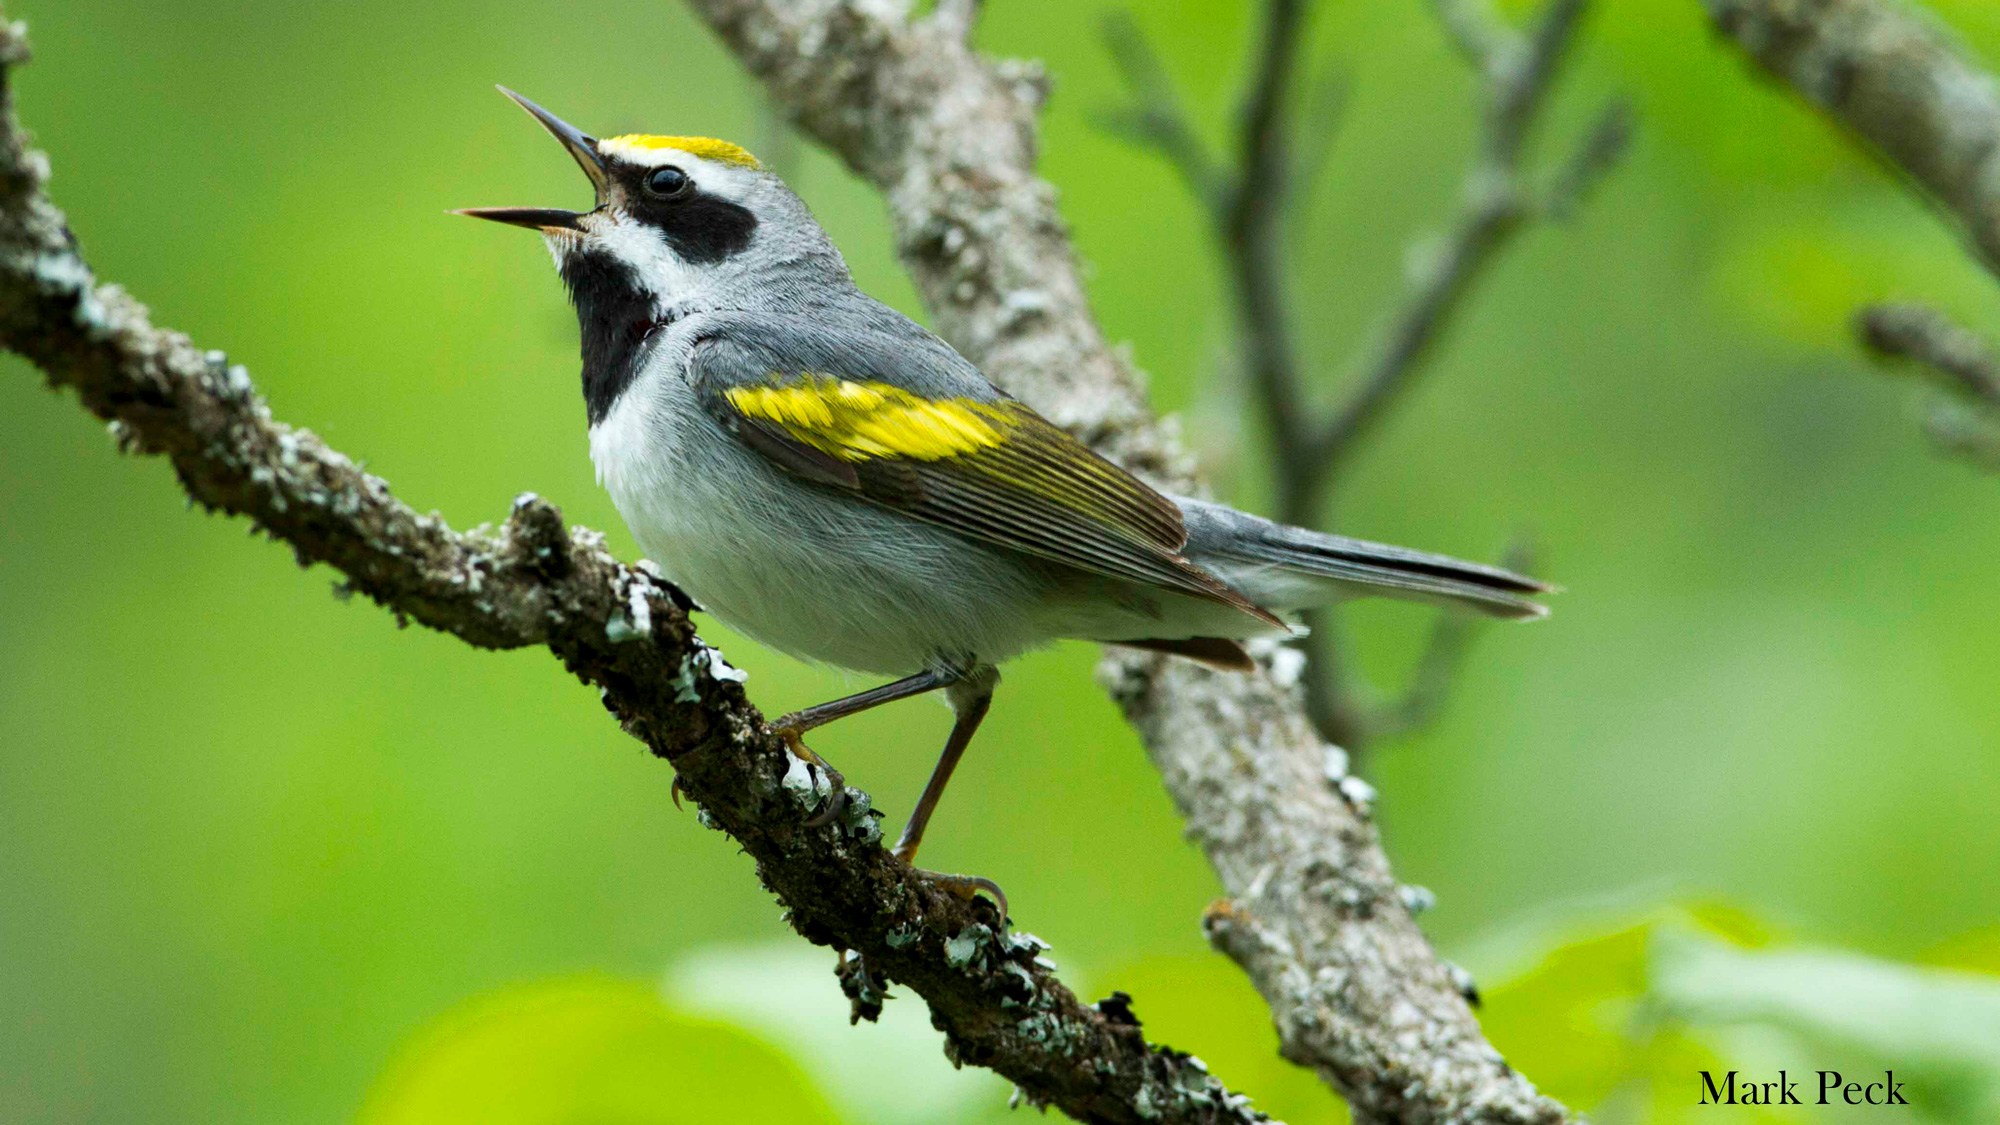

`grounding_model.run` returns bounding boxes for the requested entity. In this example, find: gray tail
[1177,498,1553,620]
